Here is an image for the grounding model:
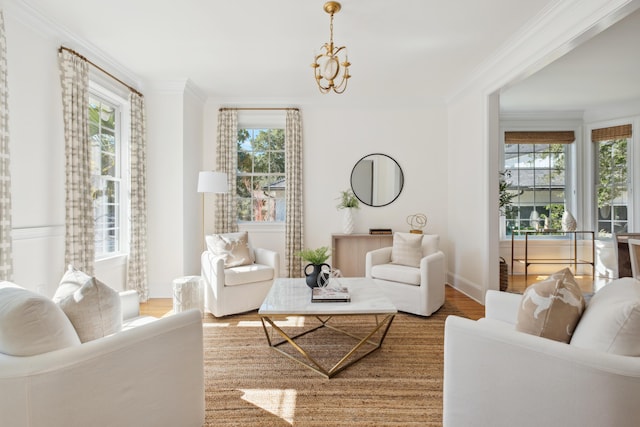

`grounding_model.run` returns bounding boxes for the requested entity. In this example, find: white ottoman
[172,276,204,315]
